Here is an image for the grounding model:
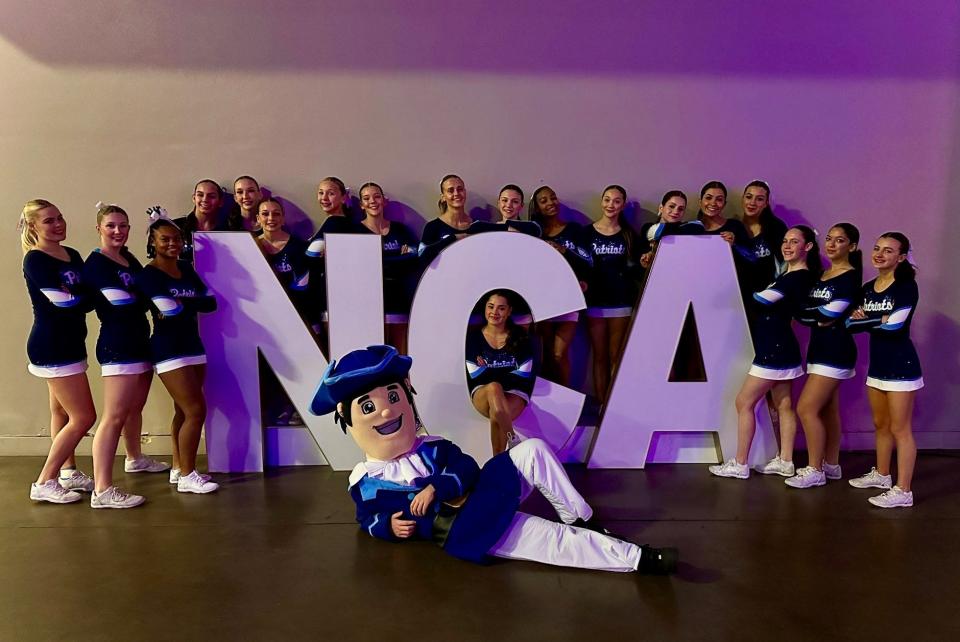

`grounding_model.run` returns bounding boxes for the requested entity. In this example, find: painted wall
[2,1,959,452]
